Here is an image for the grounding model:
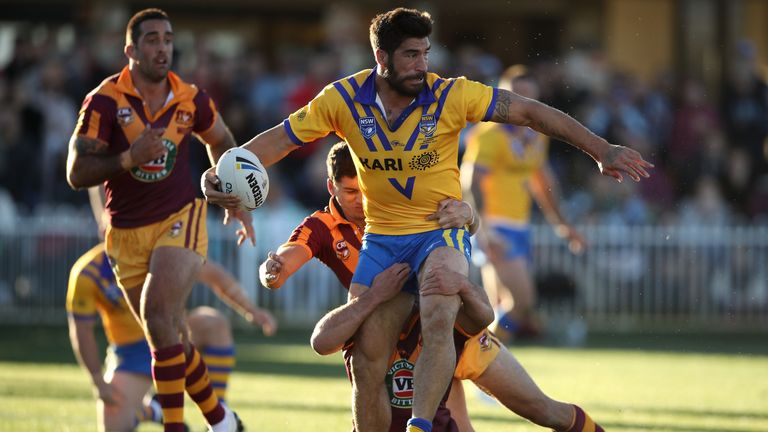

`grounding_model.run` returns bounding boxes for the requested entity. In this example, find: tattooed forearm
[534,119,570,143]
[490,89,513,123]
